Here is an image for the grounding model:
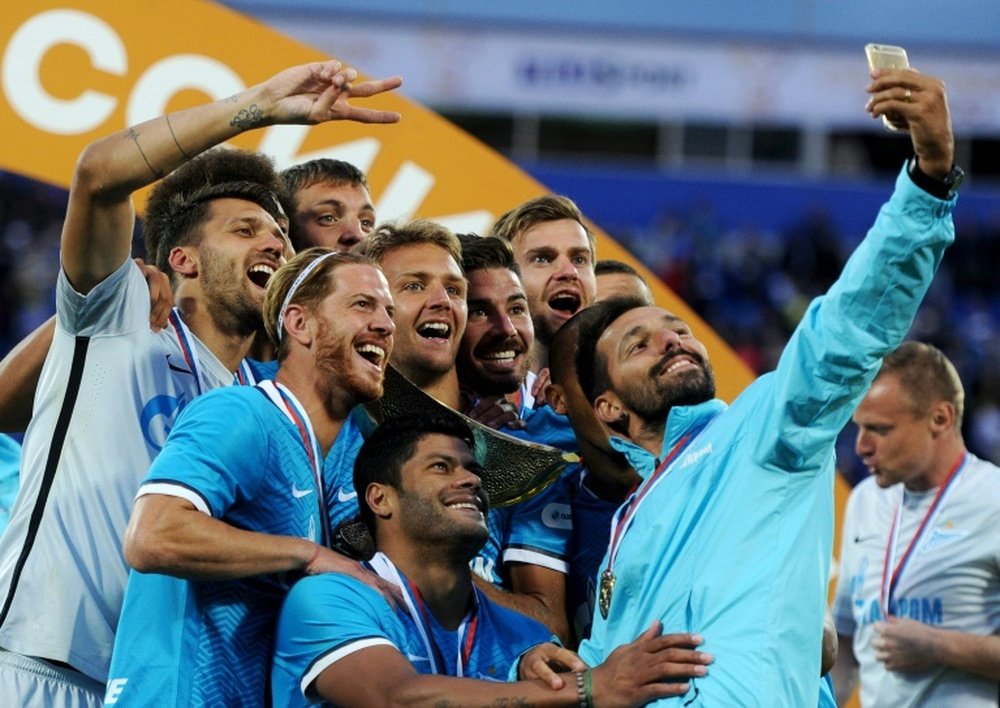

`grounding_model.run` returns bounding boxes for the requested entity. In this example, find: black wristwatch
[908,157,964,200]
